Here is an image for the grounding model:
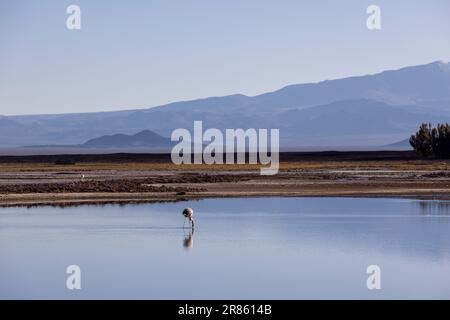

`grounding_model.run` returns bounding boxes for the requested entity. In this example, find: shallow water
[1,197,450,299]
